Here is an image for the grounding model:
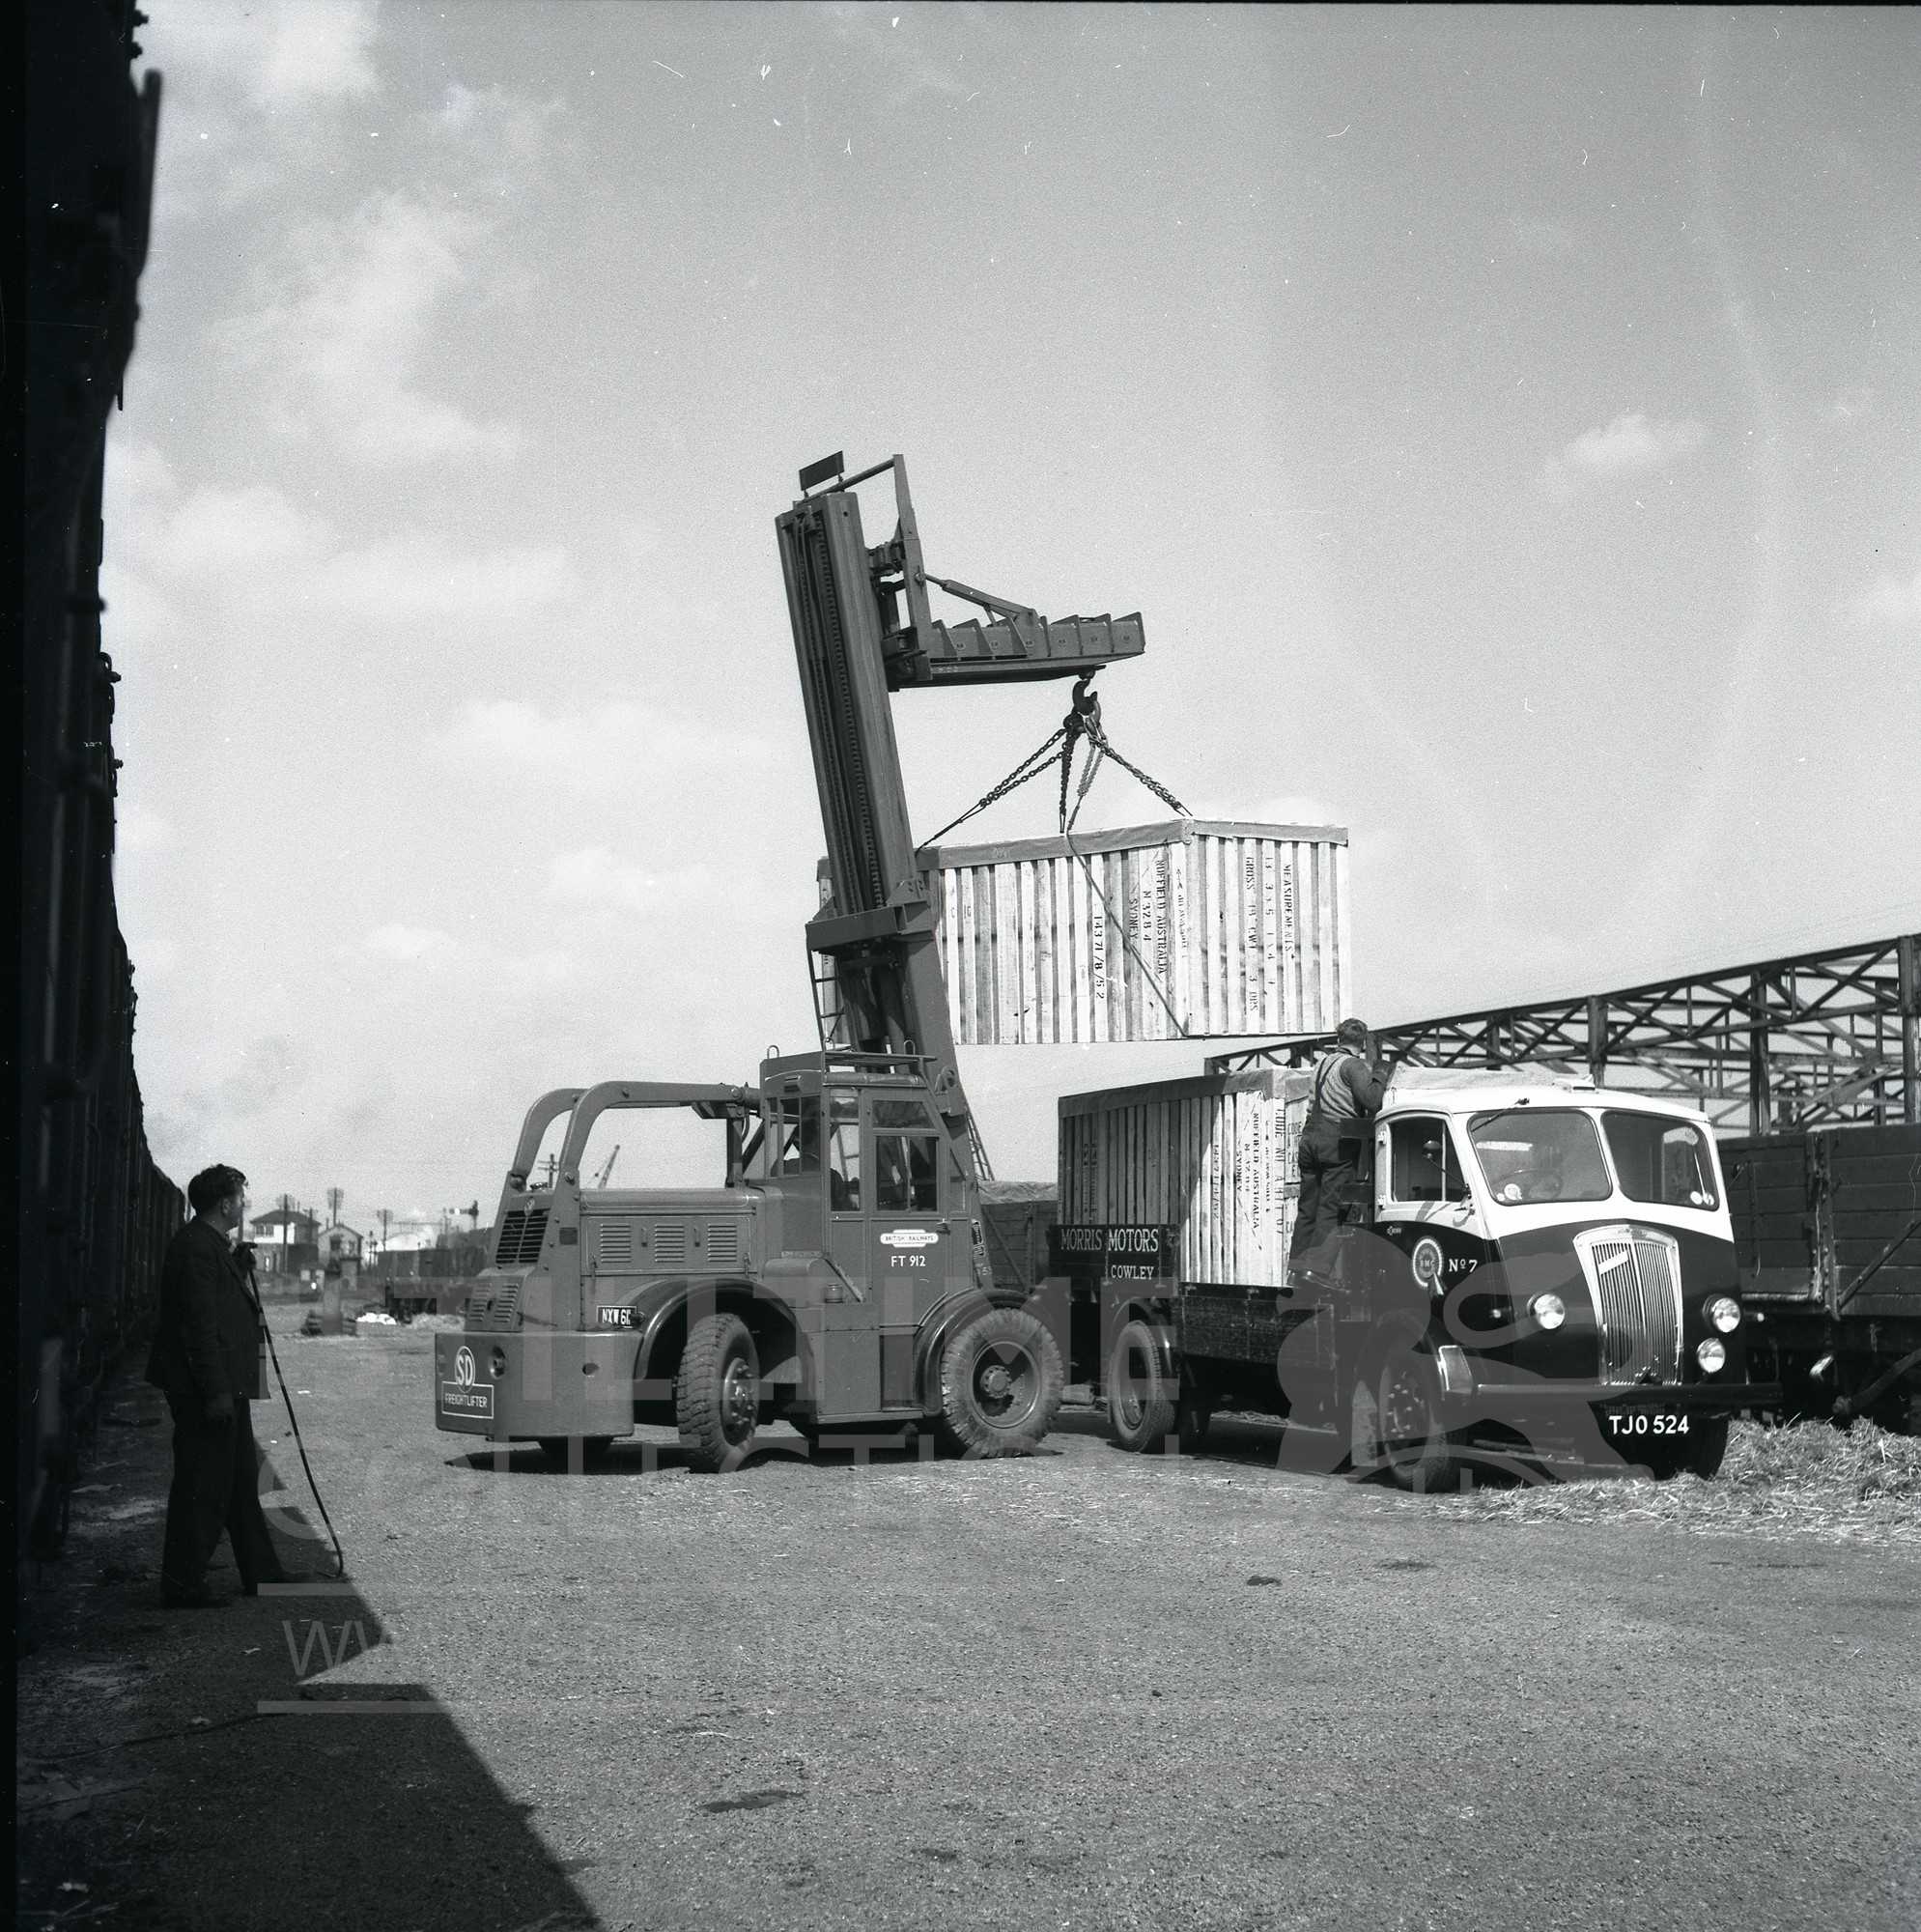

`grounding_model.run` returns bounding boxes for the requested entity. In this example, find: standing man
[147,1164,286,1607]
[1288,1019,1390,1272]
